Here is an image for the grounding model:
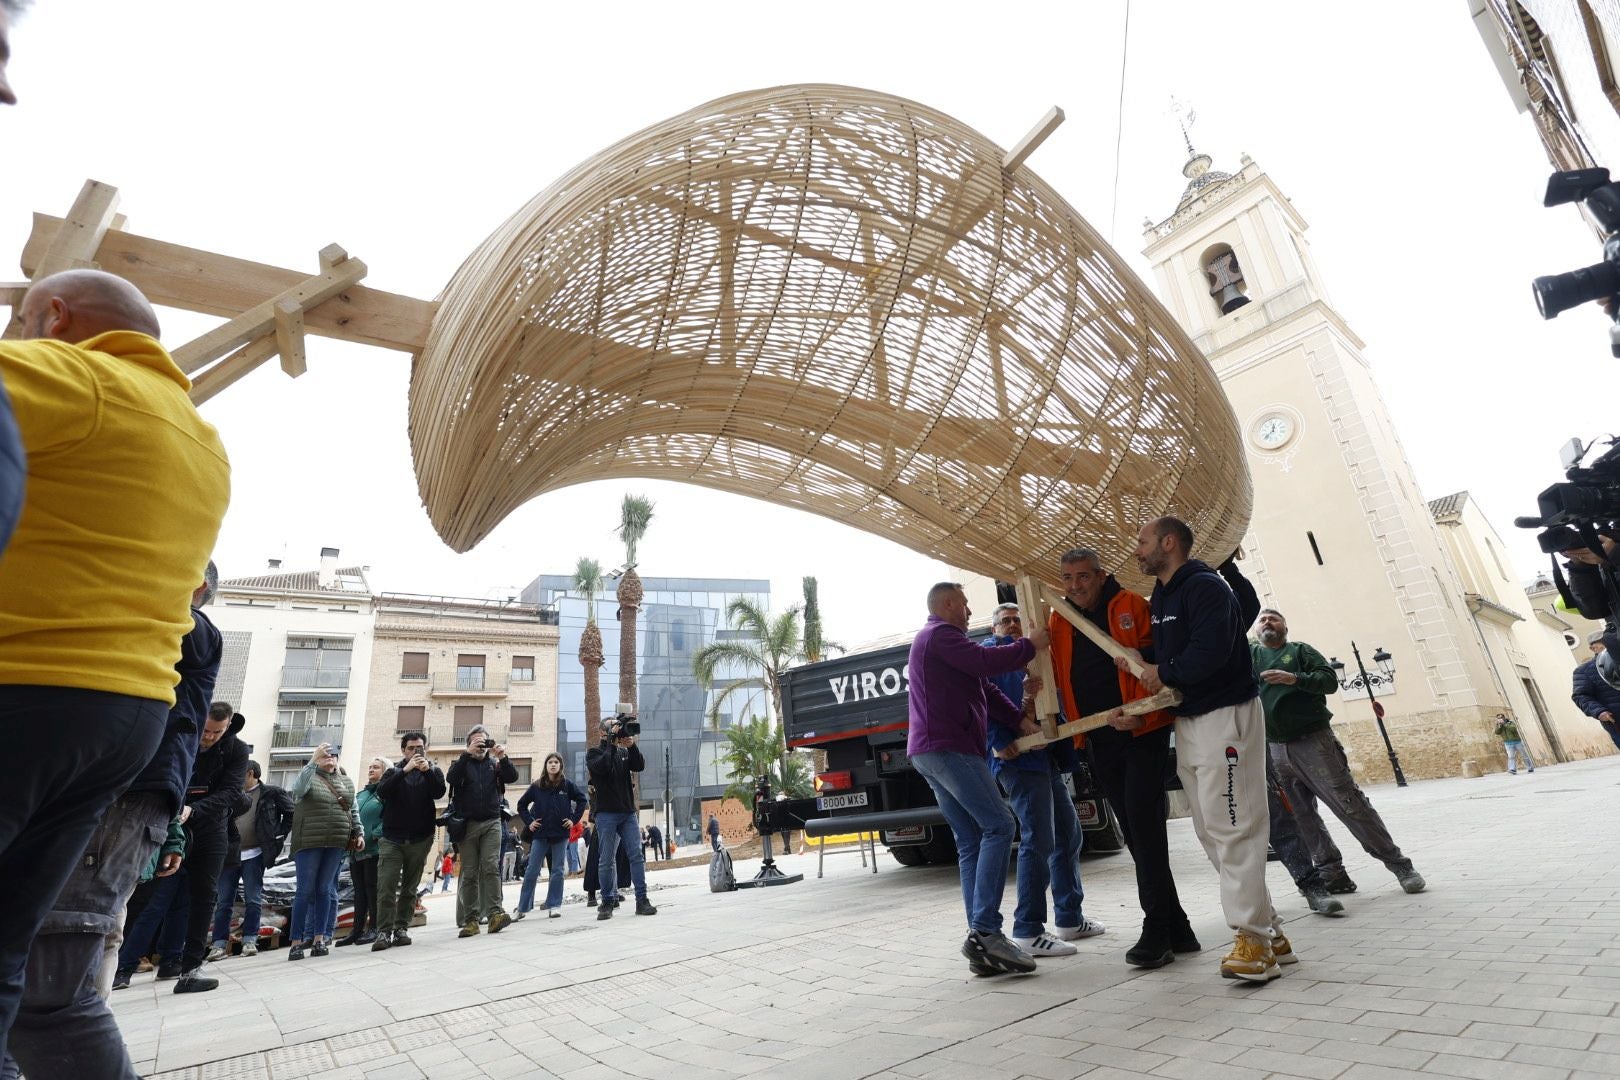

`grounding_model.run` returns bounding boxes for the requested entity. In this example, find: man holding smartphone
[446,726,516,938]
[372,731,445,950]
[587,707,656,919]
